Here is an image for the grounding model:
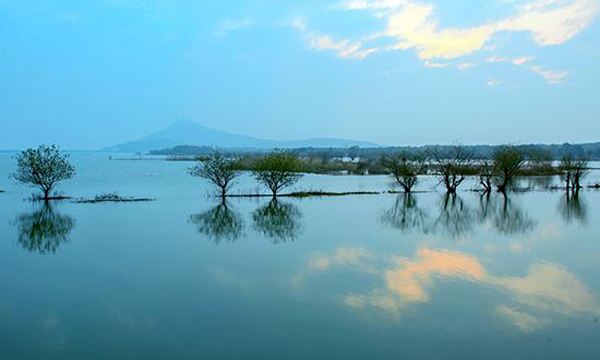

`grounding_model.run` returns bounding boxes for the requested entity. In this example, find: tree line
[9,144,592,201]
